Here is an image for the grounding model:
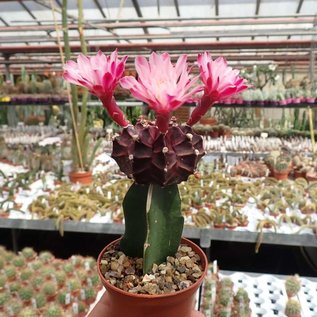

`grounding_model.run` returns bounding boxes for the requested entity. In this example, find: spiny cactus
[41,281,57,297]
[54,271,66,287]
[34,293,47,309]
[0,275,6,288]
[41,79,53,94]
[70,255,84,267]
[4,265,17,280]
[220,278,234,289]
[219,288,233,307]
[31,275,44,290]
[0,292,9,307]
[39,251,54,264]
[67,278,81,293]
[42,303,63,317]
[30,260,43,271]
[20,269,33,281]
[83,286,96,302]
[40,267,56,280]
[17,307,39,317]
[285,275,301,298]
[4,251,15,262]
[76,268,88,283]
[9,281,21,293]
[62,263,74,275]
[0,258,4,270]
[112,119,204,186]
[285,299,301,317]
[235,288,250,304]
[57,288,71,306]
[219,307,231,317]
[87,274,99,287]
[275,161,290,172]
[6,298,23,316]
[21,247,37,260]
[84,257,96,270]
[18,286,34,301]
